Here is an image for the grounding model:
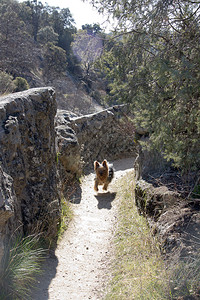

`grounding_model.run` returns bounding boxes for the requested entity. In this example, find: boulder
[135,179,180,220]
